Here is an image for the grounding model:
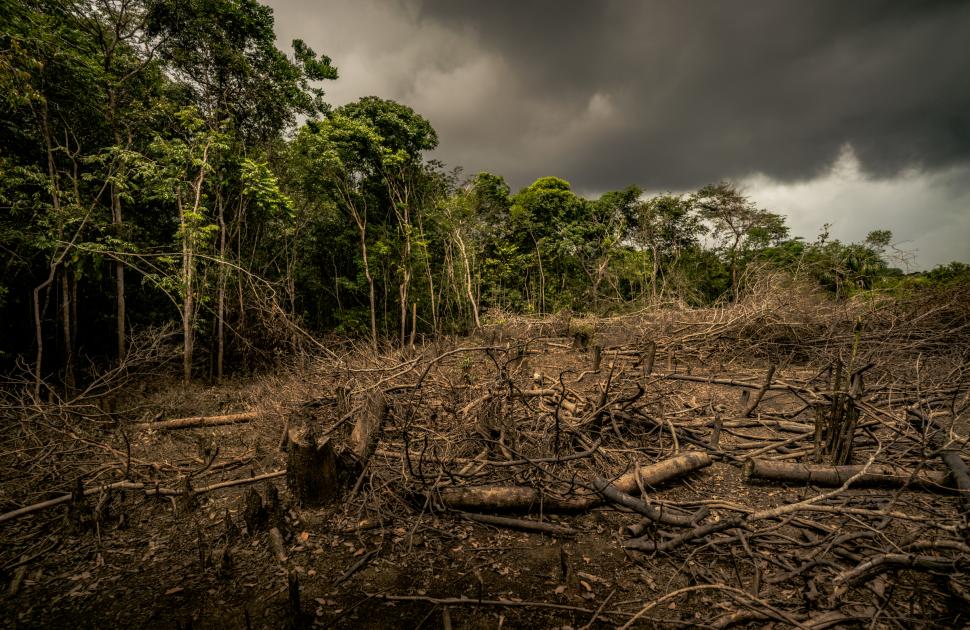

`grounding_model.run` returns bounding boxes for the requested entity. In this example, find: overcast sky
[265,0,970,270]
